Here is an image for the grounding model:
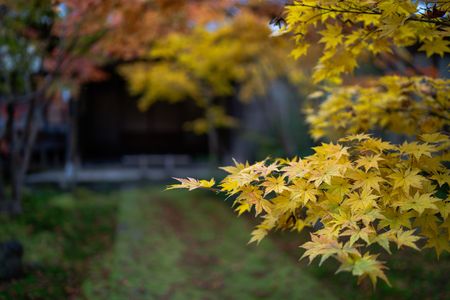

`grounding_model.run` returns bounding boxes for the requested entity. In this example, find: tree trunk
[3,103,23,215]
[205,105,219,168]
[1,97,40,216]
[17,108,39,201]
[64,97,80,189]
[10,104,23,216]
[0,106,12,213]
